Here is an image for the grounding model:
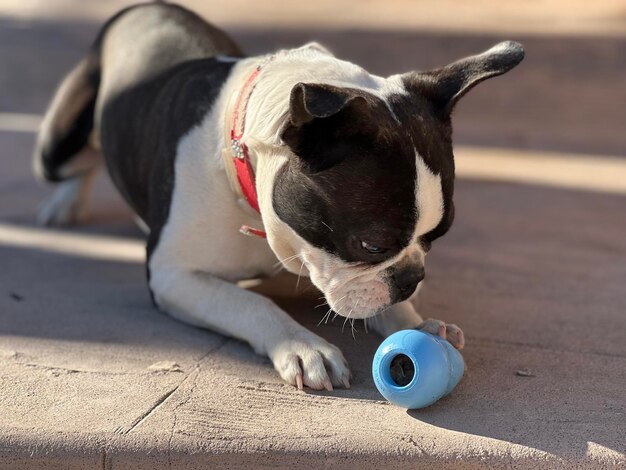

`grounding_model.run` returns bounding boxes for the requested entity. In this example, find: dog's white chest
[148,112,277,282]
